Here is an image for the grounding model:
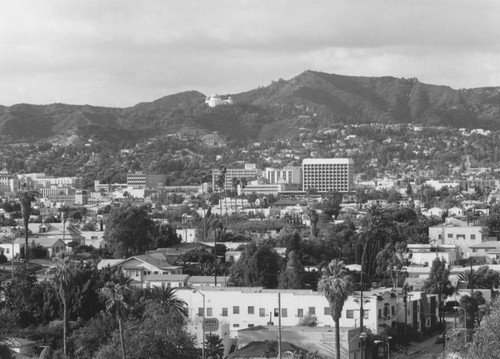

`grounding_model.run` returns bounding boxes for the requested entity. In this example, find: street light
[453,306,467,344]
[193,289,206,359]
